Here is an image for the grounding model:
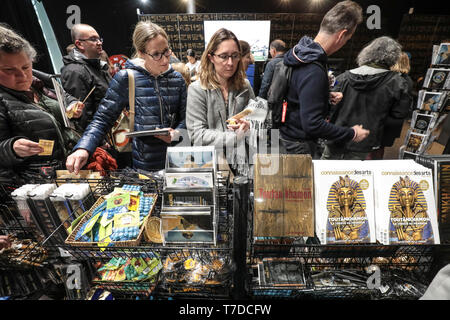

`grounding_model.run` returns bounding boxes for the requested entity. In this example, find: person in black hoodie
[61,24,112,132]
[322,36,412,160]
[280,1,369,157]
